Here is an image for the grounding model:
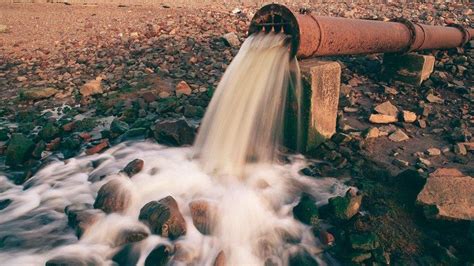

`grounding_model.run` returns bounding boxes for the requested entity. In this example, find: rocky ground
[0,1,473,265]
